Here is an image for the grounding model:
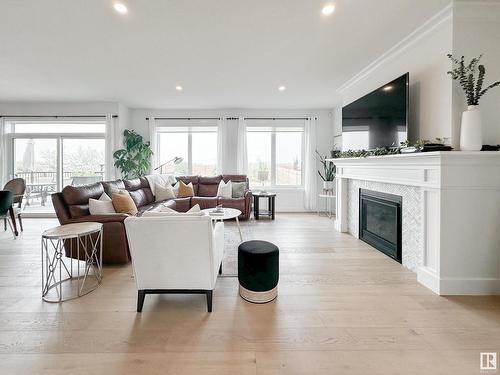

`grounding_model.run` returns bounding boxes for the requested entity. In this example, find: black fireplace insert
[359,189,402,263]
